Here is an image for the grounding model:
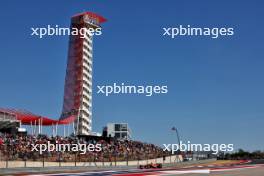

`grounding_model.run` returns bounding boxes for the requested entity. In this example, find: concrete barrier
[0,155,183,168]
